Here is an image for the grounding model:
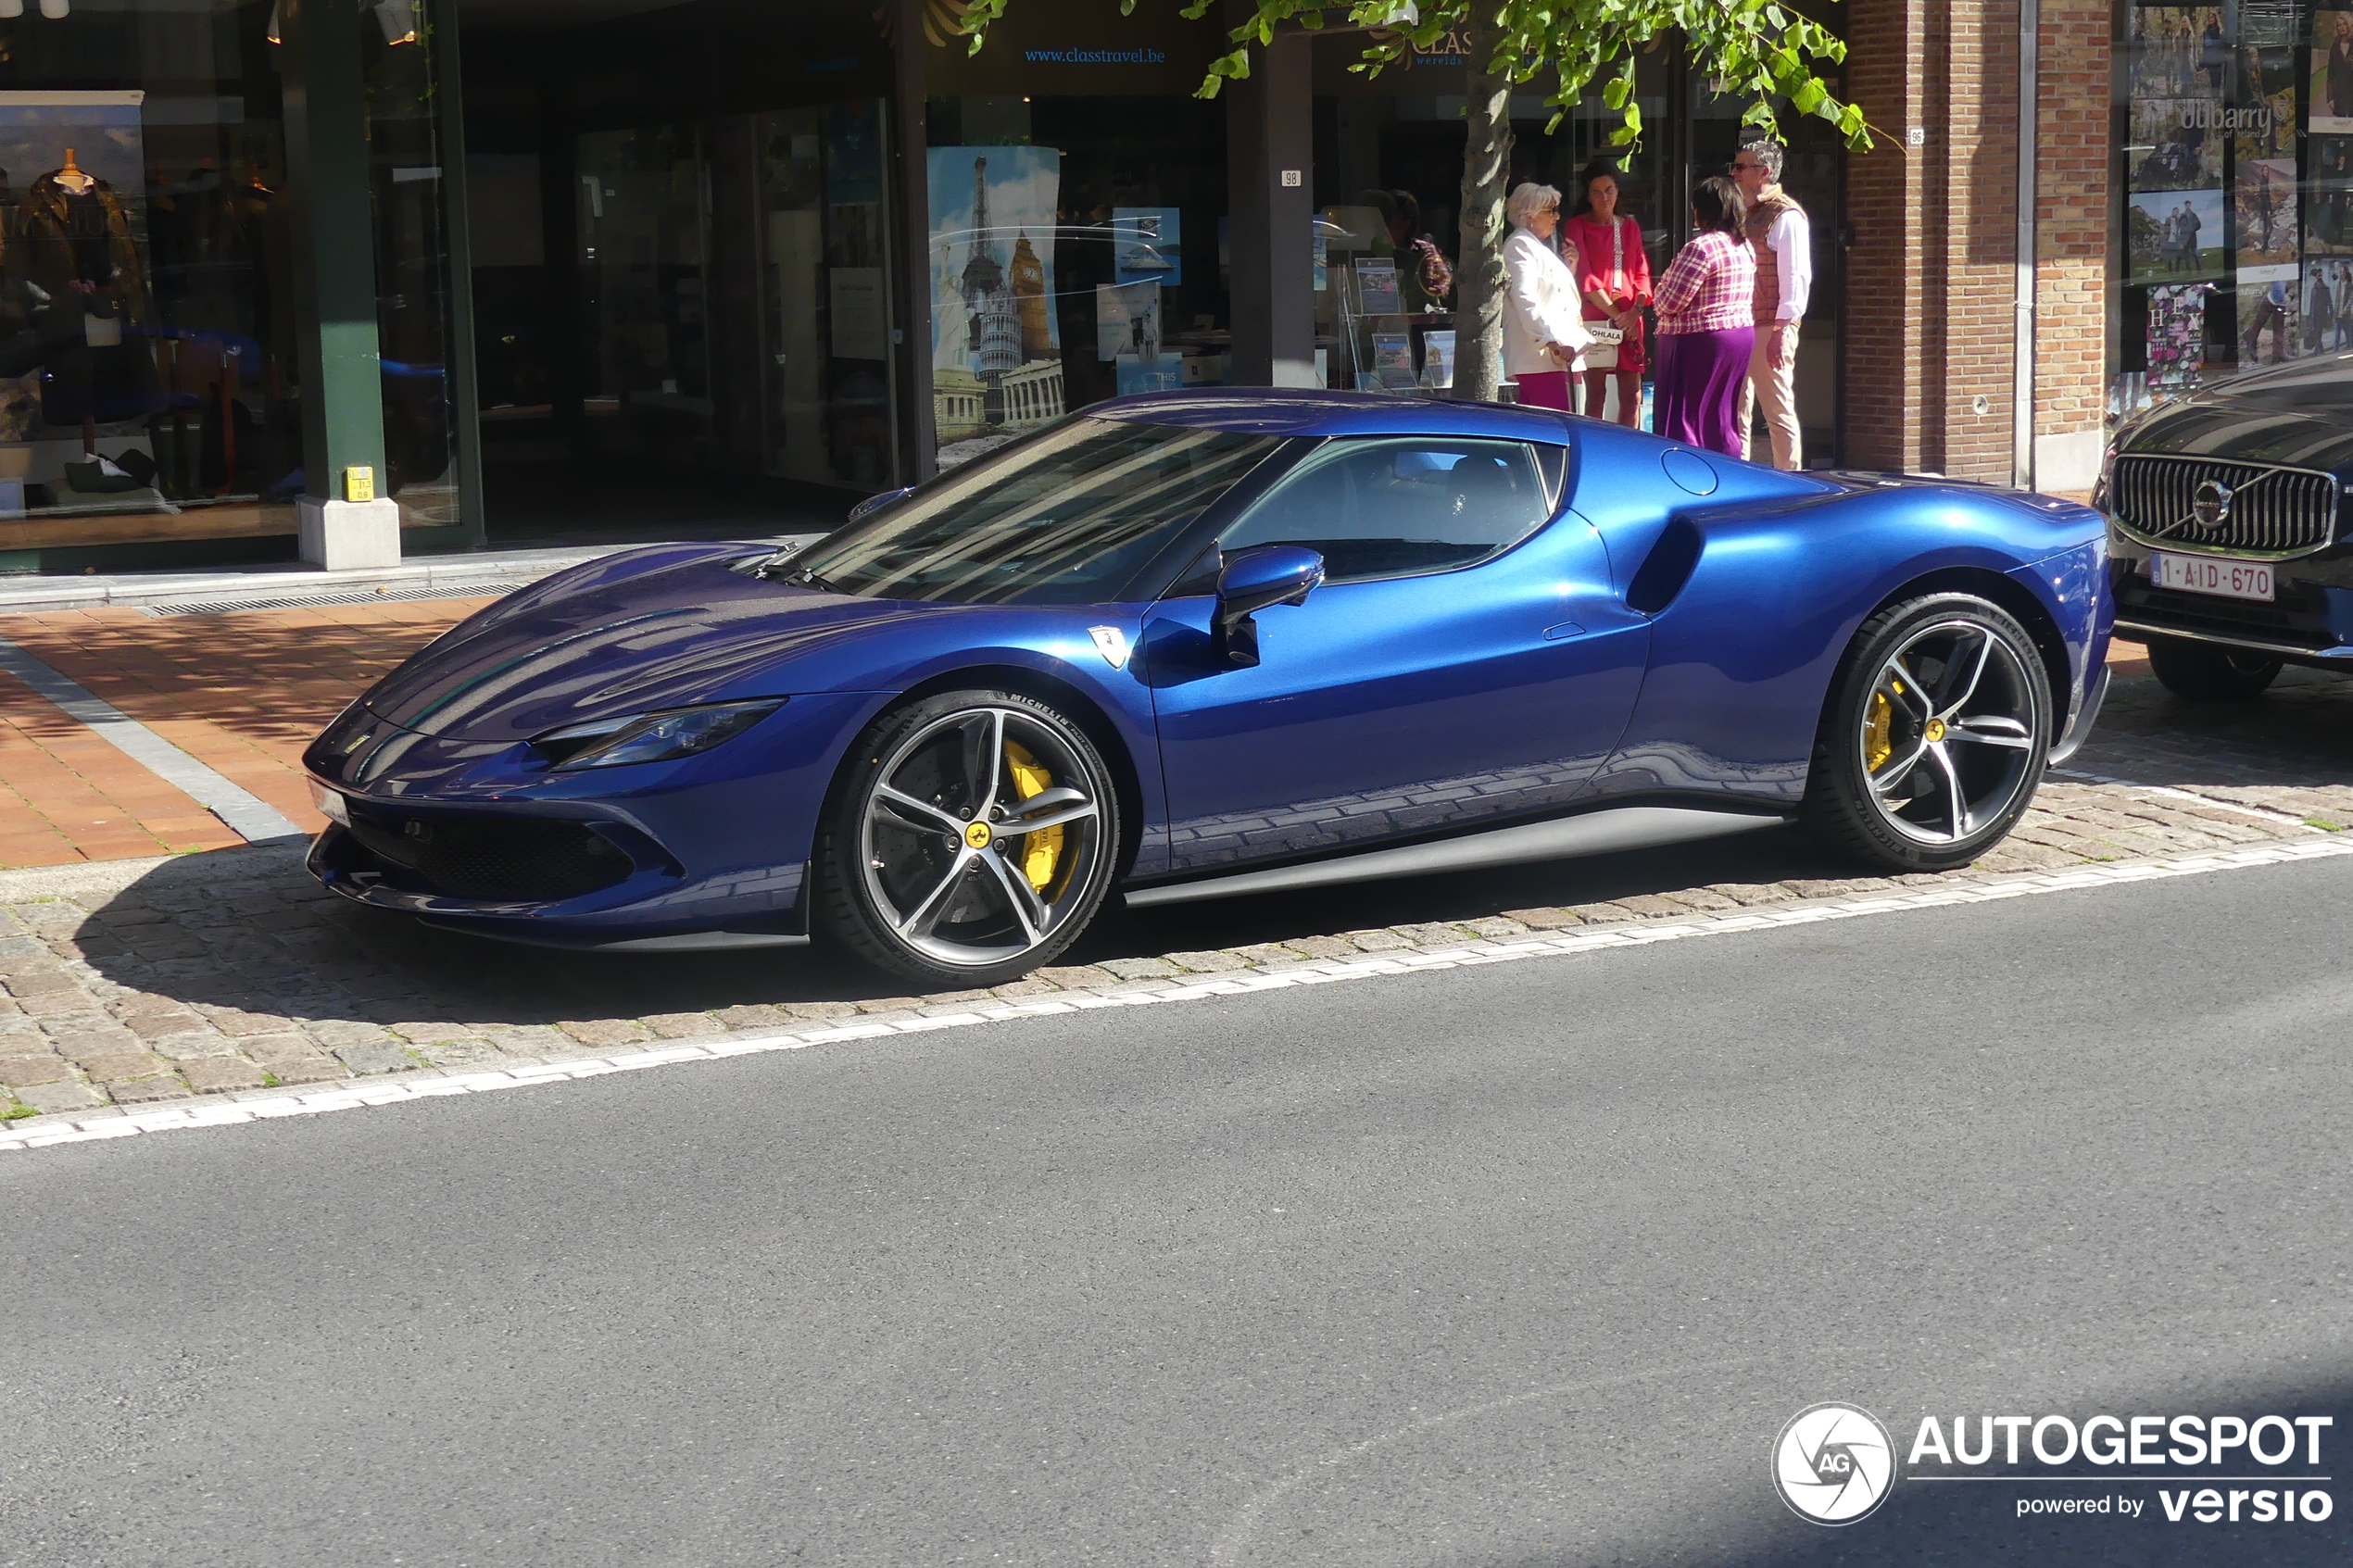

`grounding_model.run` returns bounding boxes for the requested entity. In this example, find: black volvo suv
[2099,353,2353,699]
